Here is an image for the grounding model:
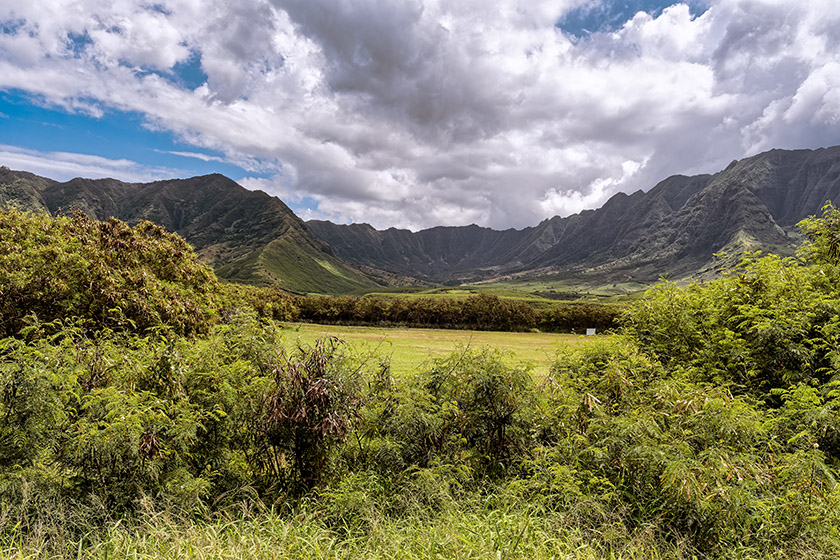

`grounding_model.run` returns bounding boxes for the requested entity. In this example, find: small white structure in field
[586,328,596,336]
